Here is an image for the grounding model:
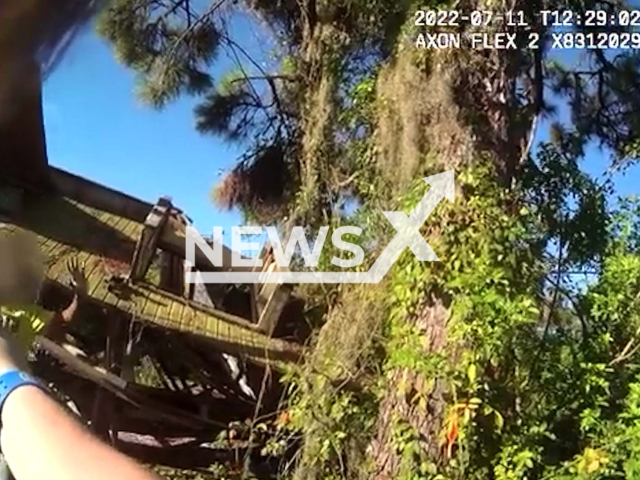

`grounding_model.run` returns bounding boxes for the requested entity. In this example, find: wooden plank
[142,291,163,319]
[36,231,53,249]
[138,282,258,331]
[93,314,122,441]
[123,289,146,320]
[36,339,222,433]
[48,247,83,281]
[159,252,184,296]
[45,244,77,281]
[180,303,198,334]
[168,300,185,332]
[130,229,155,281]
[246,246,292,337]
[258,285,293,336]
[190,312,209,336]
[36,337,128,391]
[153,291,173,328]
[120,218,143,242]
[124,287,164,322]
[5,192,305,368]
[205,316,221,341]
[101,210,128,231]
[42,238,70,266]
[147,294,163,322]
[88,260,111,302]
[130,202,169,282]
[84,254,105,294]
[51,168,153,224]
